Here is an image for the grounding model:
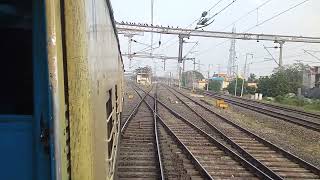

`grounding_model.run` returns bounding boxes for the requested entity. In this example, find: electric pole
[162,59,166,71]
[243,53,254,79]
[178,35,188,89]
[241,53,253,97]
[207,64,213,91]
[124,34,134,69]
[264,42,284,67]
[278,41,284,67]
[233,65,238,96]
[192,59,196,91]
[228,26,236,77]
